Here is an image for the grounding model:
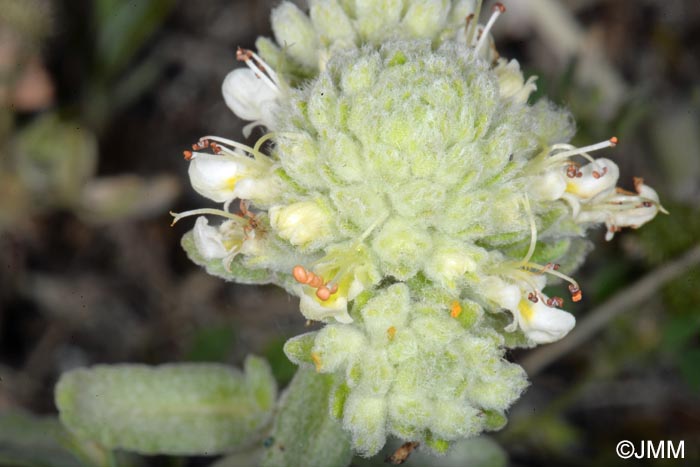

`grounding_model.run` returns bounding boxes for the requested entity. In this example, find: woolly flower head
[174,0,666,457]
